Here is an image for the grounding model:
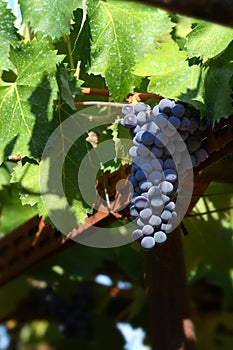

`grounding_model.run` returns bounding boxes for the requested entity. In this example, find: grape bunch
[121,98,210,250]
